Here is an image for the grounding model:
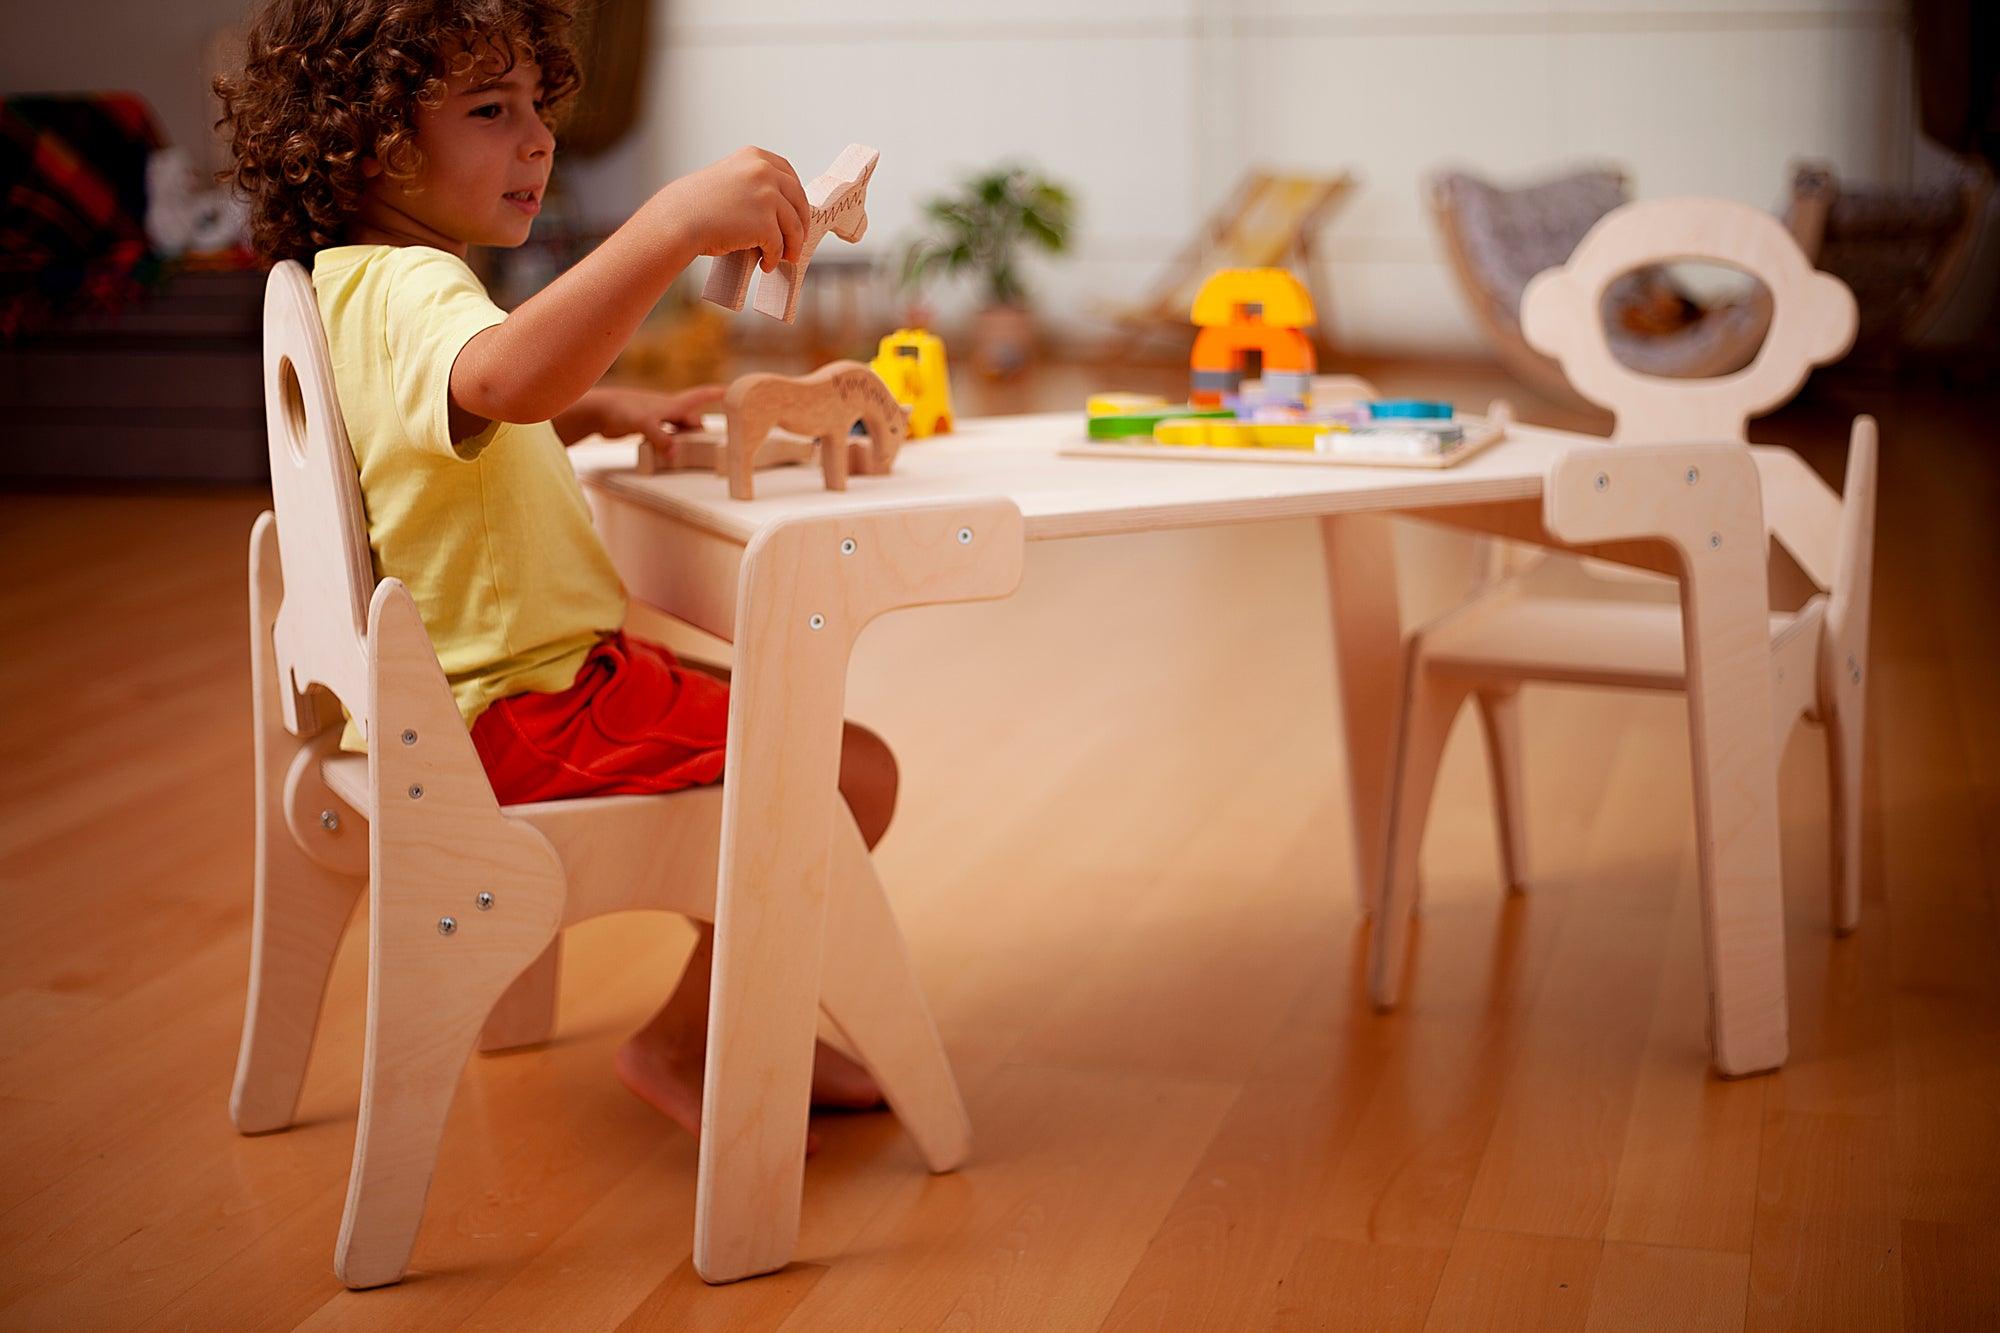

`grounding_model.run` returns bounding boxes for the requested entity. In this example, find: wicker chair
[1785,157,1993,366]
